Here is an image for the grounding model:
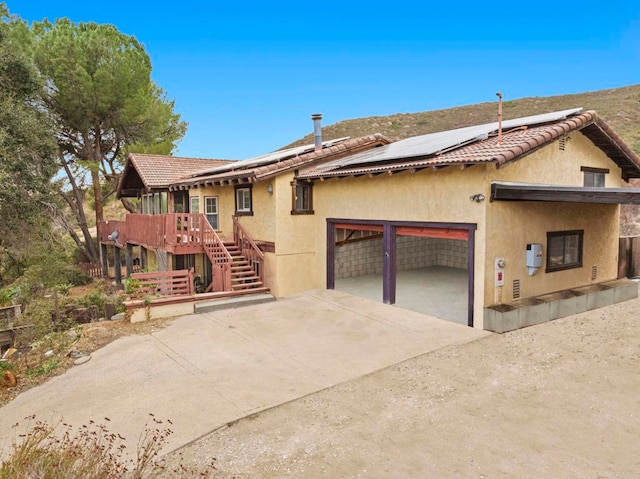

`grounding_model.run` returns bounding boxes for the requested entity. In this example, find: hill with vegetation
[286,84,640,154]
